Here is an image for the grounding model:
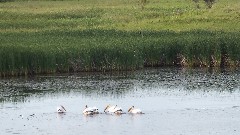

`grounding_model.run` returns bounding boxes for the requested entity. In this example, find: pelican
[83,105,99,115]
[104,105,124,114]
[104,105,116,113]
[57,105,66,113]
[128,106,143,114]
